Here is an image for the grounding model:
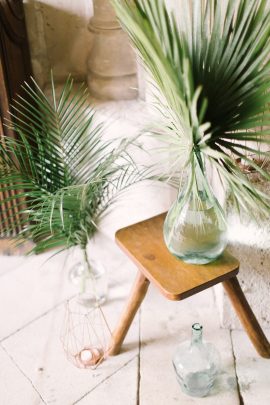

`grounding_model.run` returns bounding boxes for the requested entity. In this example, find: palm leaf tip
[113,0,270,216]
